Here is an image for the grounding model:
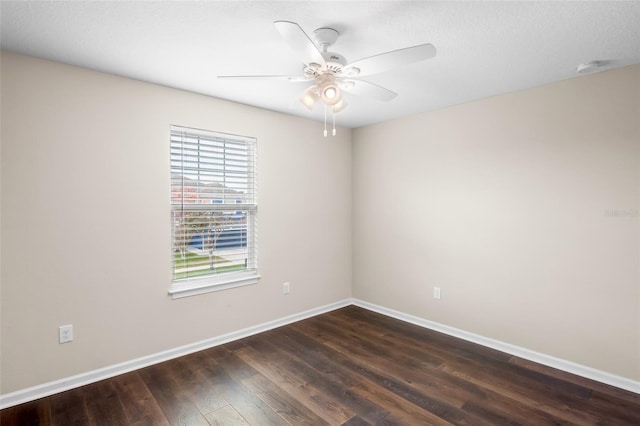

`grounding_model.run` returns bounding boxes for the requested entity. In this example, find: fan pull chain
[332,110,336,136]
[323,104,328,137]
